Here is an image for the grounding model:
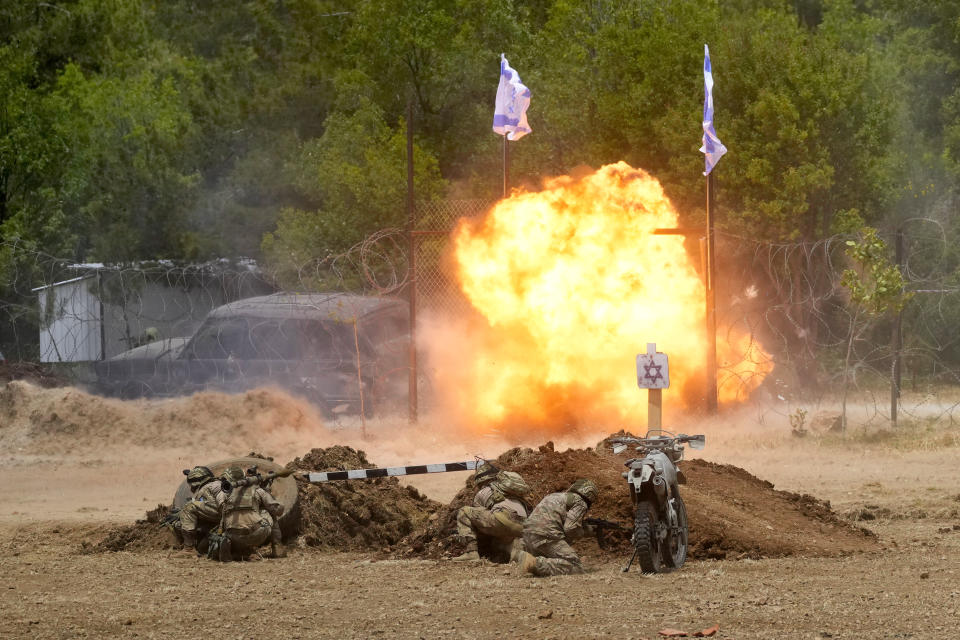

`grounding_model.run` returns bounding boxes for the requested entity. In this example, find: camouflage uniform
[522,491,593,576]
[178,478,225,538]
[220,483,284,557]
[453,468,528,561]
[456,483,527,545]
